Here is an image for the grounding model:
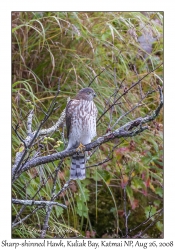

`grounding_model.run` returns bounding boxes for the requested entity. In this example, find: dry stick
[138,213,162,238]
[24,176,72,236]
[88,67,107,87]
[12,206,43,228]
[12,79,61,179]
[132,212,163,238]
[12,205,27,226]
[13,165,61,226]
[12,104,56,177]
[108,67,117,127]
[13,164,65,233]
[97,63,163,124]
[12,163,62,226]
[111,90,155,129]
[40,160,63,238]
[12,199,66,209]
[40,206,53,239]
[12,125,27,149]
[118,163,130,238]
[129,208,163,236]
[14,108,32,133]
[15,104,52,168]
[87,140,124,169]
[133,64,144,99]
[12,173,42,225]
[27,110,34,135]
[53,179,72,200]
[104,79,125,109]
[39,107,66,136]
[19,107,66,172]
[12,99,67,180]
[102,78,125,131]
[109,67,118,127]
[123,186,130,238]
